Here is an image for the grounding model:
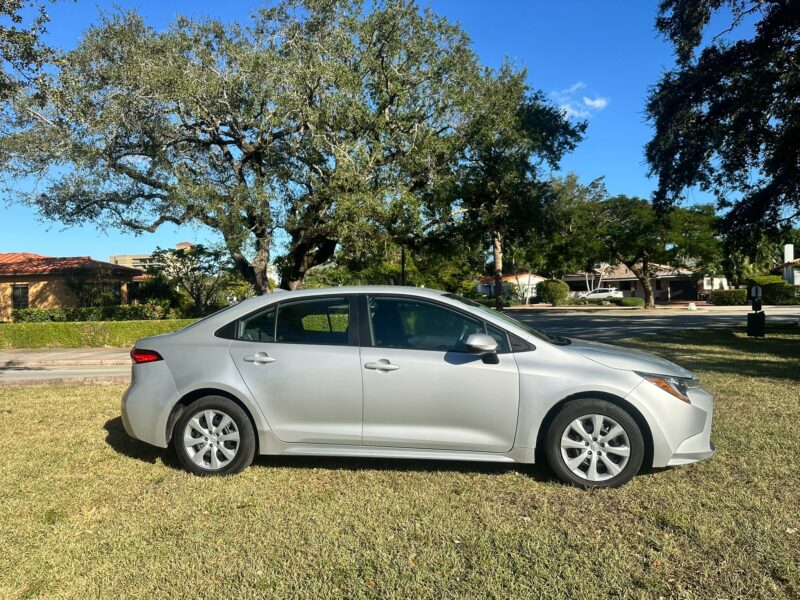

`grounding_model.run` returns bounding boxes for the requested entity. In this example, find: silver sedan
[122,286,714,487]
